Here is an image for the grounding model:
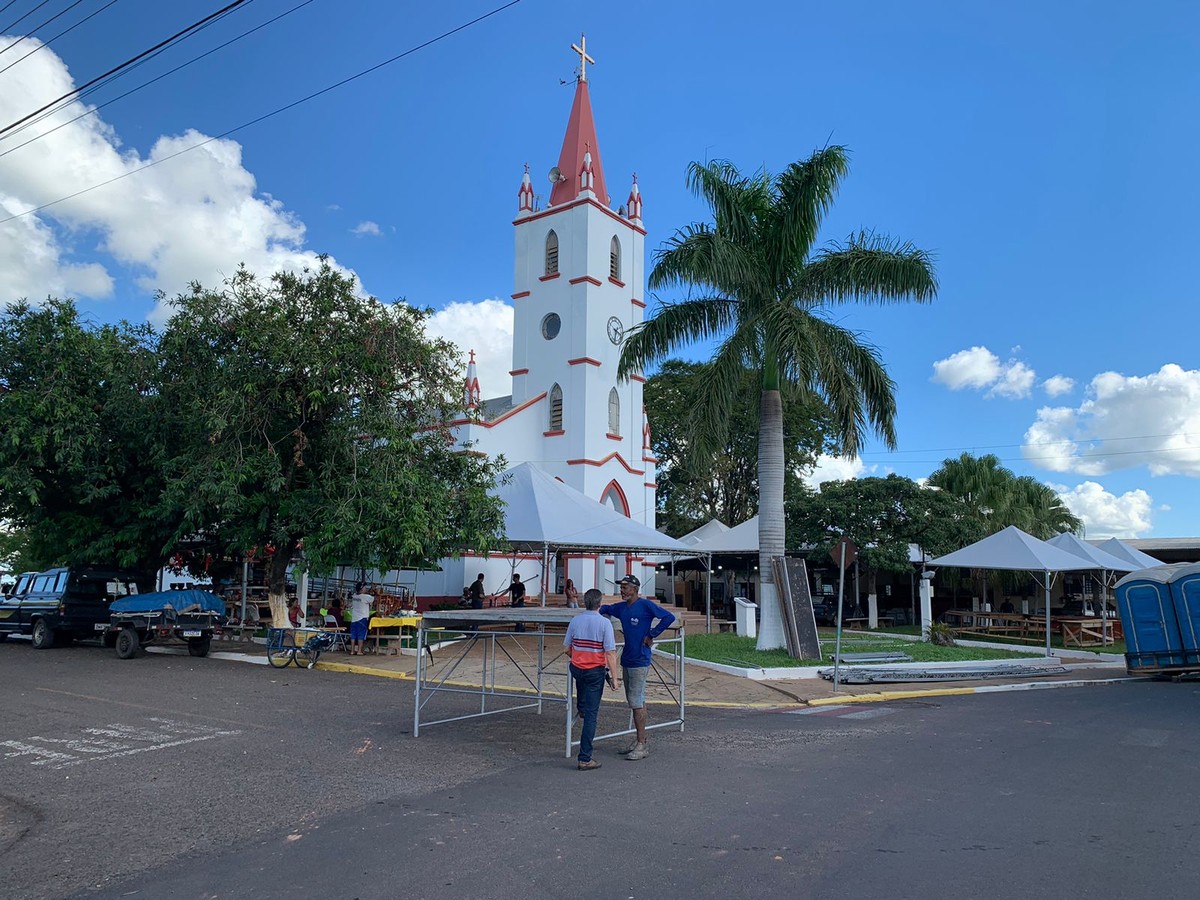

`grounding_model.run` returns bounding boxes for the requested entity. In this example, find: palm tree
[928,453,1082,538]
[618,149,937,651]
